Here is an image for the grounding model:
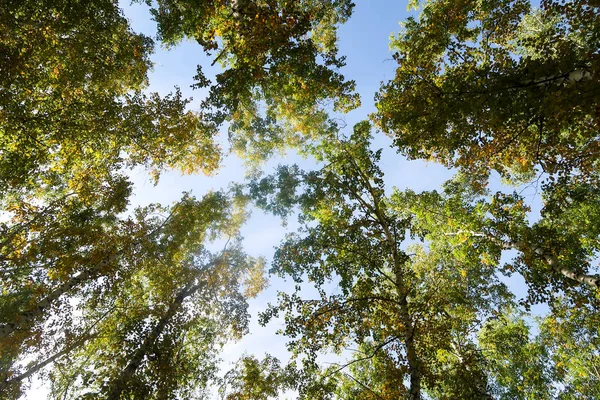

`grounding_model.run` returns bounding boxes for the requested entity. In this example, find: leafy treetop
[375,0,600,185]
[142,0,360,162]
